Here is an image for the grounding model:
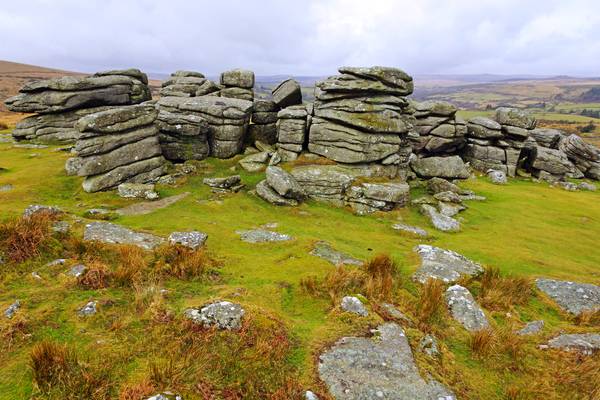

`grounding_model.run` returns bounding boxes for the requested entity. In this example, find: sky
[0,0,599,77]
